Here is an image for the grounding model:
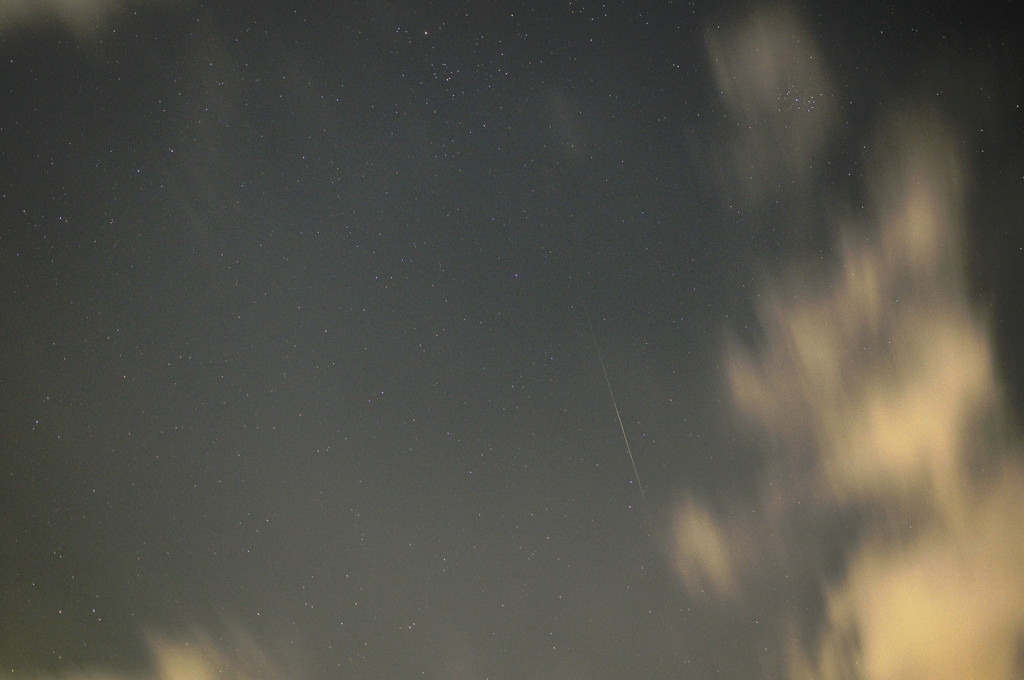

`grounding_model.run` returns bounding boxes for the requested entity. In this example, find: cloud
[670,498,738,599]
[726,115,995,520]
[146,628,291,680]
[705,6,837,203]
[807,468,1024,680]
[674,13,1024,680]
[0,0,162,37]
[11,628,293,680]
